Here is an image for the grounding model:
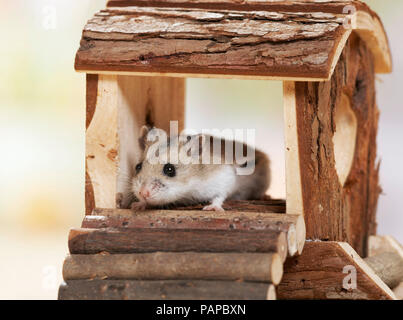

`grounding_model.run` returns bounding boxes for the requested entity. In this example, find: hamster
[130,126,271,212]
